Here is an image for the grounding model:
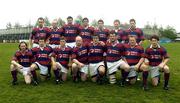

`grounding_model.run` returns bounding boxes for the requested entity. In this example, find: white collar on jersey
[150,44,160,49]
